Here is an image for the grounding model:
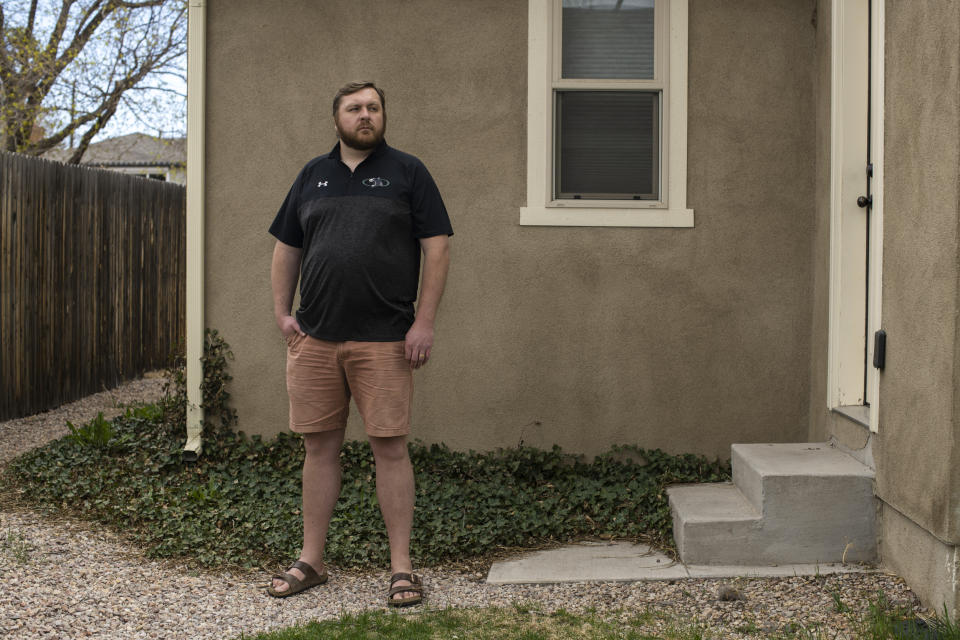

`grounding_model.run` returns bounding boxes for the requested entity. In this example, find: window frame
[554,89,662,201]
[520,0,693,227]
